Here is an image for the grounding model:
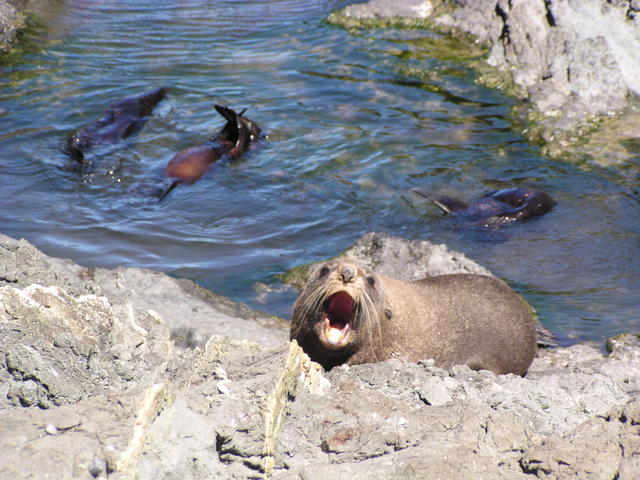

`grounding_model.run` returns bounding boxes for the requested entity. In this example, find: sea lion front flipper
[412,190,469,215]
[213,104,241,146]
[158,180,179,202]
[214,104,237,123]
